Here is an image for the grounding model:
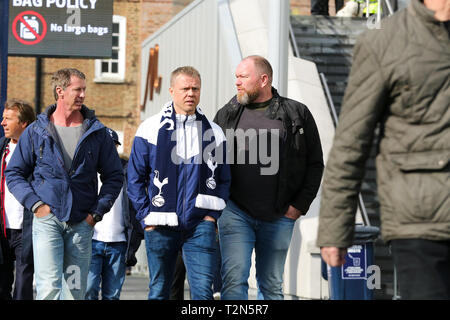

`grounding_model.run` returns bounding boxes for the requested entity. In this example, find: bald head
[235,55,273,104]
[242,55,273,85]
